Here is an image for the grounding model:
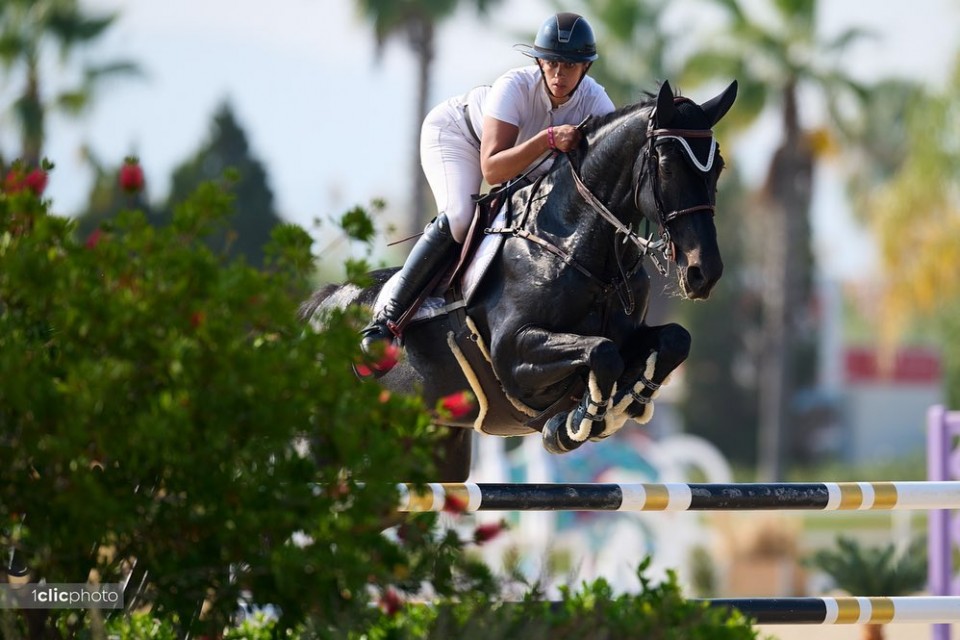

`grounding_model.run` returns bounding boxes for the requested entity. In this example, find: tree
[563,0,673,105]
[73,104,282,268]
[72,147,151,241]
[863,54,960,405]
[163,102,284,268]
[0,0,138,167]
[680,0,872,480]
[354,0,501,232]
[677,167,761,464]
